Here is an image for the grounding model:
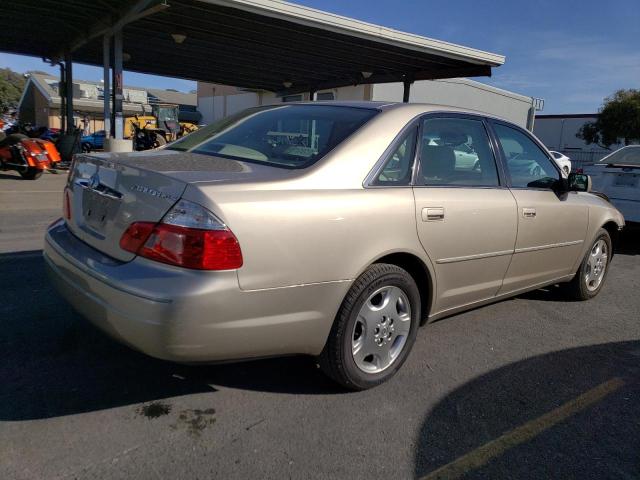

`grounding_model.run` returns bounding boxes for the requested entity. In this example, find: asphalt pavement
[1,170,639,479]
